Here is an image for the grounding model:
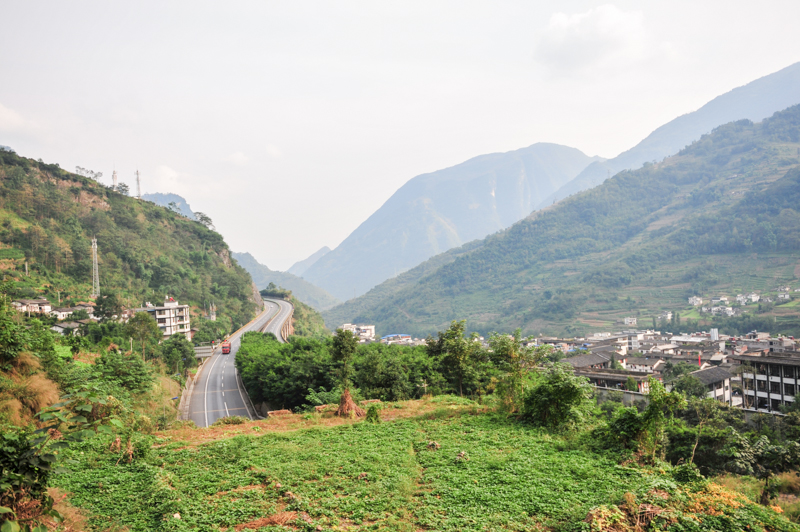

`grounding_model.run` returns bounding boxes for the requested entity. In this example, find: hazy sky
[2,2,799,270]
